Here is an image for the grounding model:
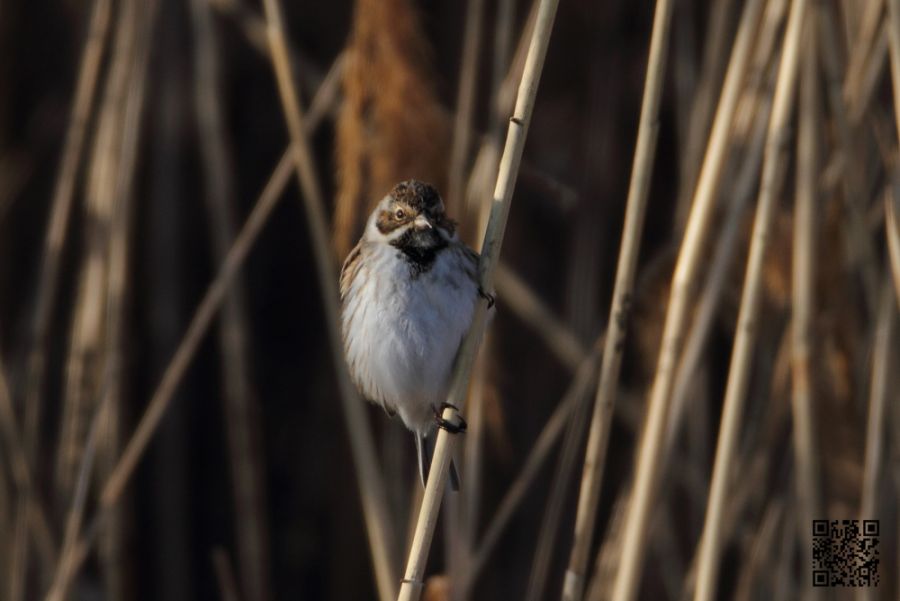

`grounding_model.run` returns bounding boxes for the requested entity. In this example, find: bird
[339,180,493,490]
